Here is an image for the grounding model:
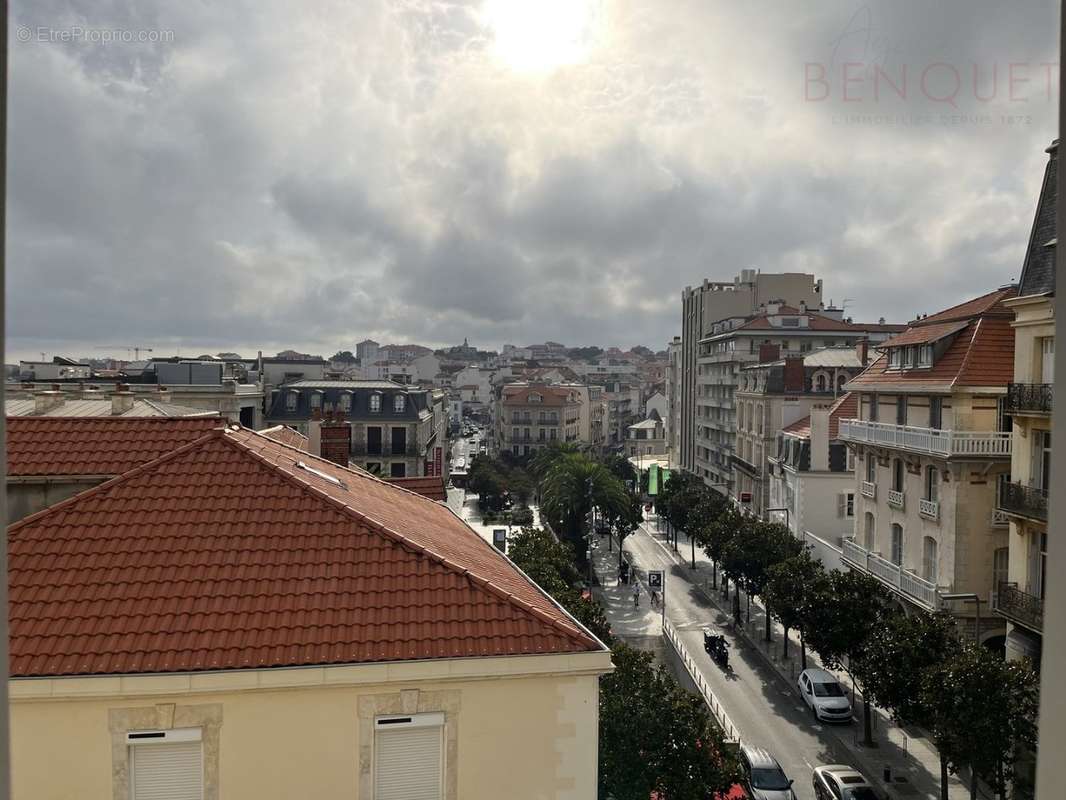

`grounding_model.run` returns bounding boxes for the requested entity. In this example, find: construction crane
[94,345,155,360]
